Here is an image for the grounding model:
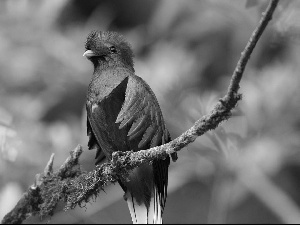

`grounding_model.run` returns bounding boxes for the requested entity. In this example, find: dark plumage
[84,31,177,224]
